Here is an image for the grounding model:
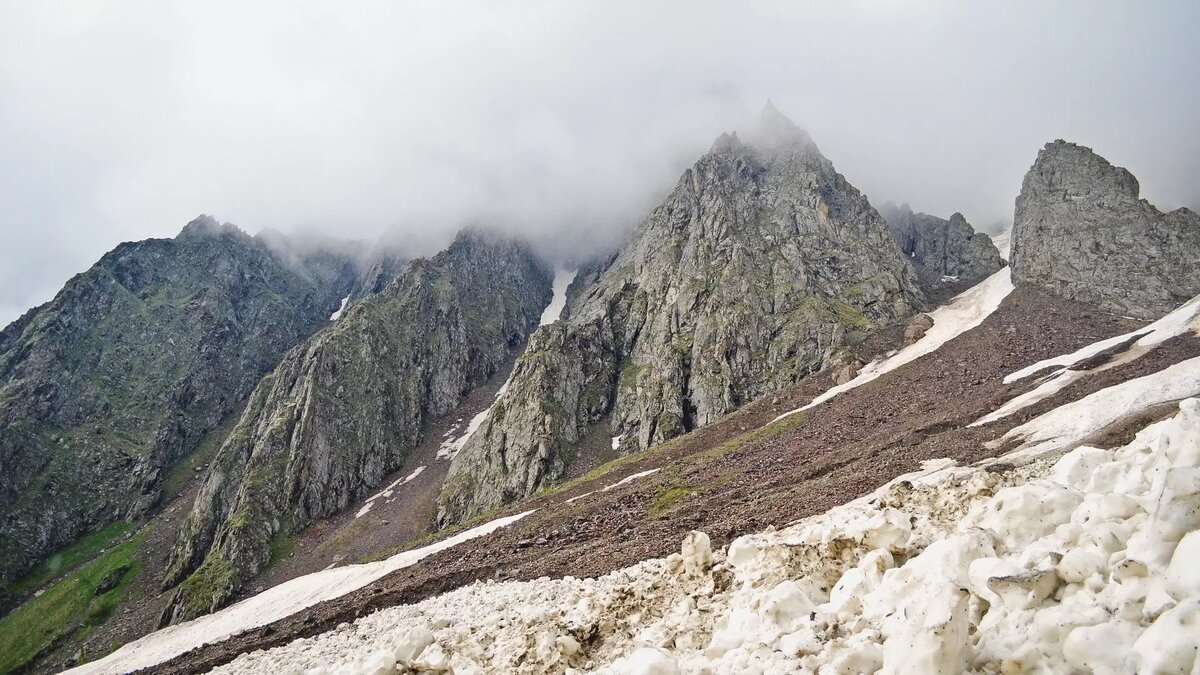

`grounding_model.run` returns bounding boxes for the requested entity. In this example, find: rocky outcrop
[880,203,1004,291]
[437,104,925,525]
[0,216,357,585]
[161,230,552,623]
[1011,140,1200,319]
